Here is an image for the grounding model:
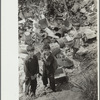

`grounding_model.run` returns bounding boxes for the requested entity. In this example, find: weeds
[70,71,98,100]
[82,73,98,100]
